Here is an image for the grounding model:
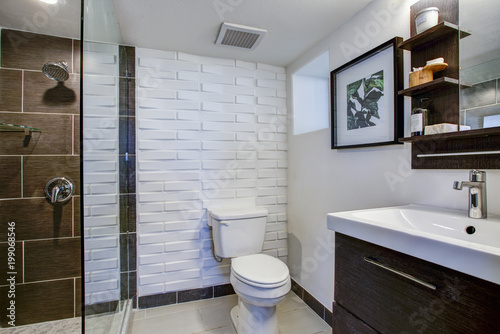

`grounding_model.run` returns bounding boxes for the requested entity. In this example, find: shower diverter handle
[45,177,74,204]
